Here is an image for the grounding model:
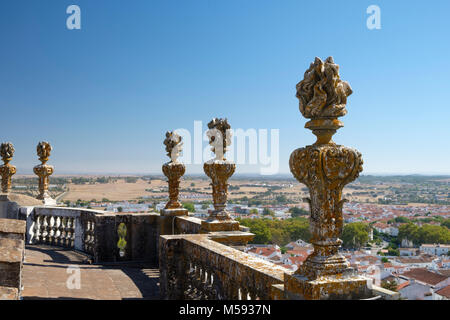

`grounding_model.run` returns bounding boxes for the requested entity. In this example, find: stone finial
[0,143,15,162]
[202,118,238,232]
[296,56,352,119]
[206,118,232,160]
[0,142,17,193]
[163,131,183,163]
[296,57,353,145]
[162,131,187,212]
[285,58,371,299]
[36,141,52,163]
[33,141,54,203]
